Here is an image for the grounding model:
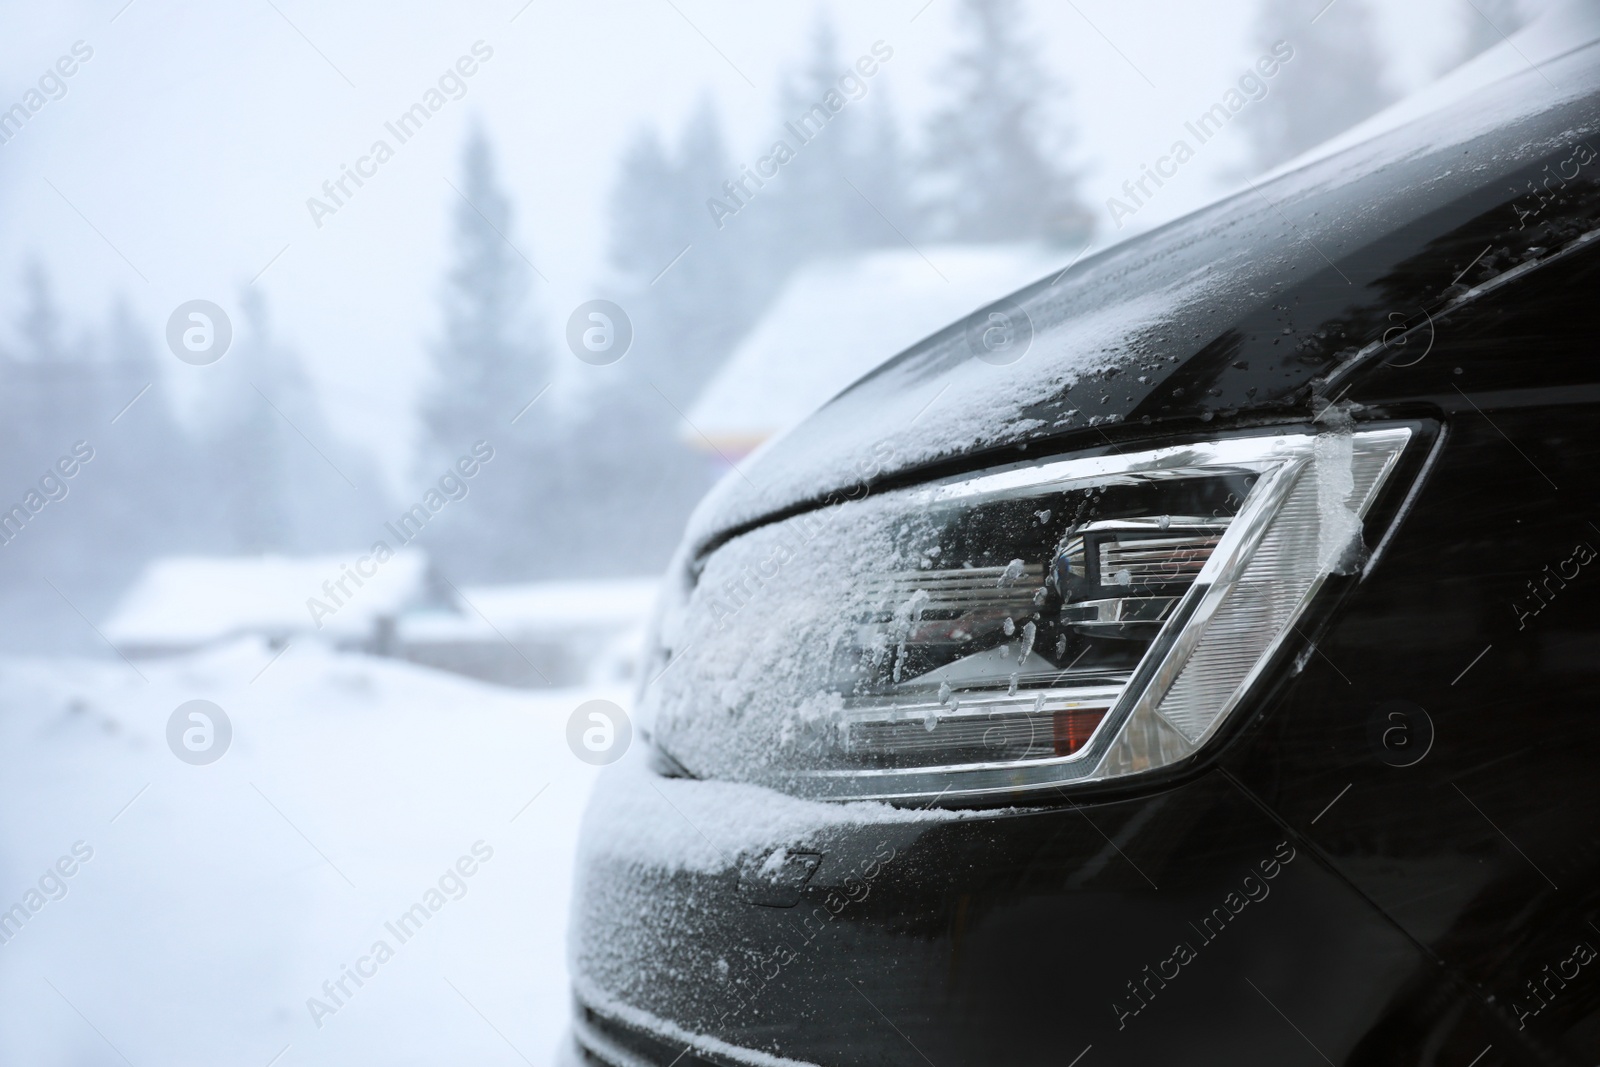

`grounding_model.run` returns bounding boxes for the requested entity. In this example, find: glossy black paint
[570,41,1600,1067]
